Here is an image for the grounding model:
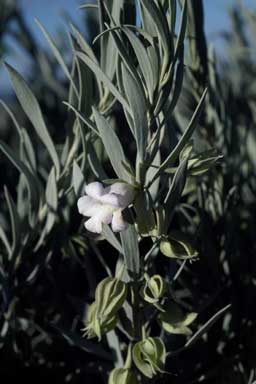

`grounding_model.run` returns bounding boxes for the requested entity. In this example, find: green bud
[132,337,166,378]
[166,146,222,177]
[141,274,166,304]
[95,277,127,319]
[83,277,127,340]
[108,368,138,384]
[84,301,118,340]
[158,301,197,335]
[179,141,194,162]
[160,231,198,259]
[188,149,222,176]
